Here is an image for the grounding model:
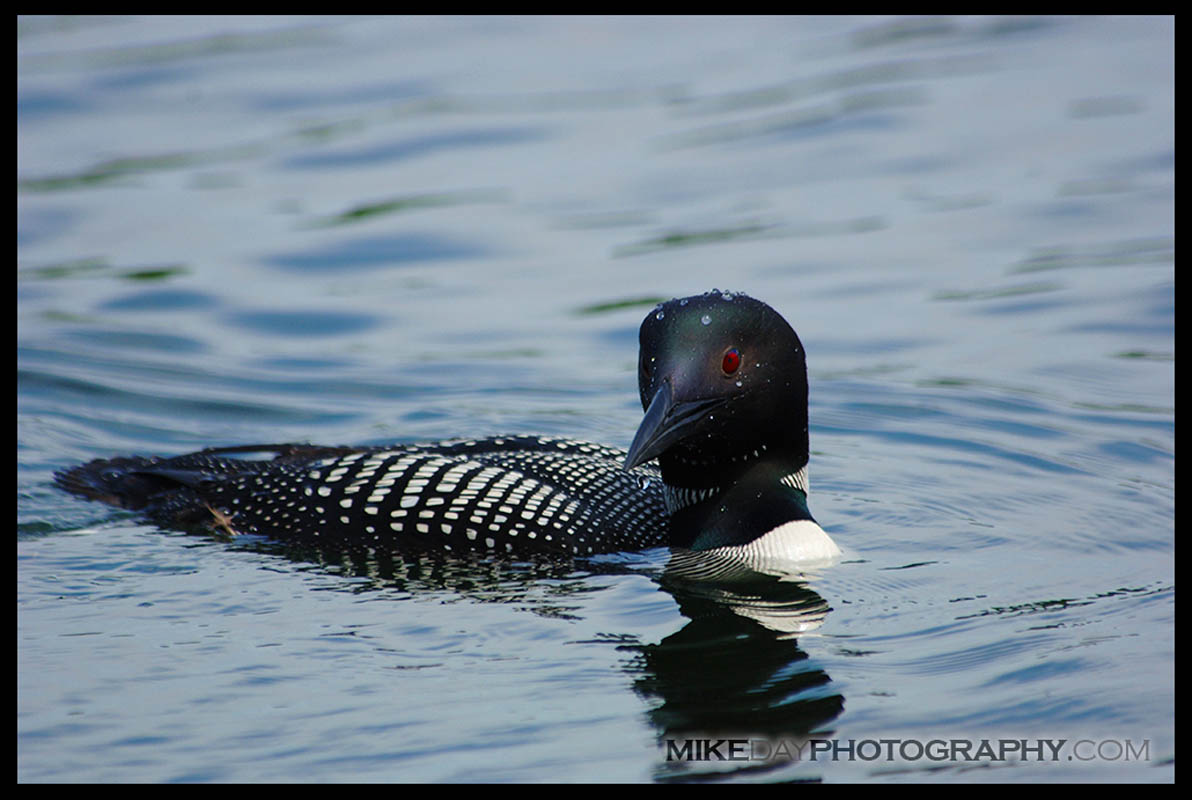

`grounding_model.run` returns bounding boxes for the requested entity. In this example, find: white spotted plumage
[193,436,669,555]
